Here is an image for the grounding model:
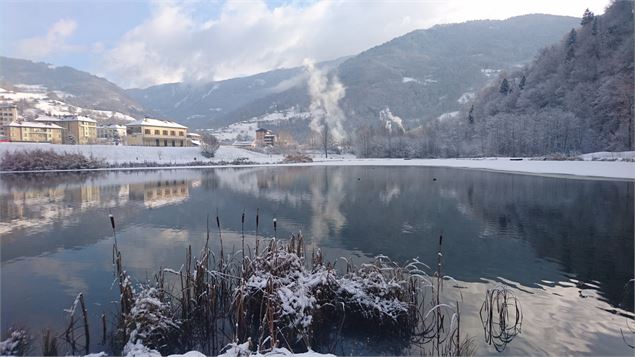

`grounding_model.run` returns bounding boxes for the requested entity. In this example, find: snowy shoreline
[0,143,633,180]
